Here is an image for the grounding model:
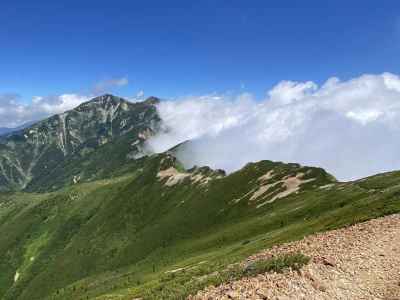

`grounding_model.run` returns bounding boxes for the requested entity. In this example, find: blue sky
[1,0,400,101]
